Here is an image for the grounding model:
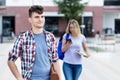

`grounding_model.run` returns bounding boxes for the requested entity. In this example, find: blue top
[30,32,51,80]
[63,33,86,64]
